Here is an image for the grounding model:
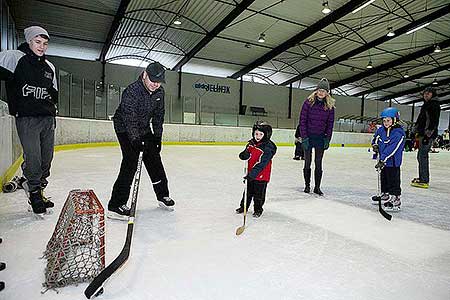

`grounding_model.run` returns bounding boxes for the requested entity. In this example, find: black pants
[303,148,324,172]
[381,167,401,196]
[239,180,268,213]
[109,133,169,208]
